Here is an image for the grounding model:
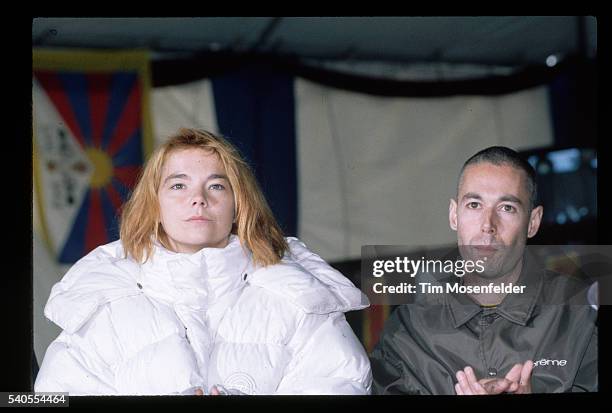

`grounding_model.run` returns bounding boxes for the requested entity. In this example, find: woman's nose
[191,192,207,206]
